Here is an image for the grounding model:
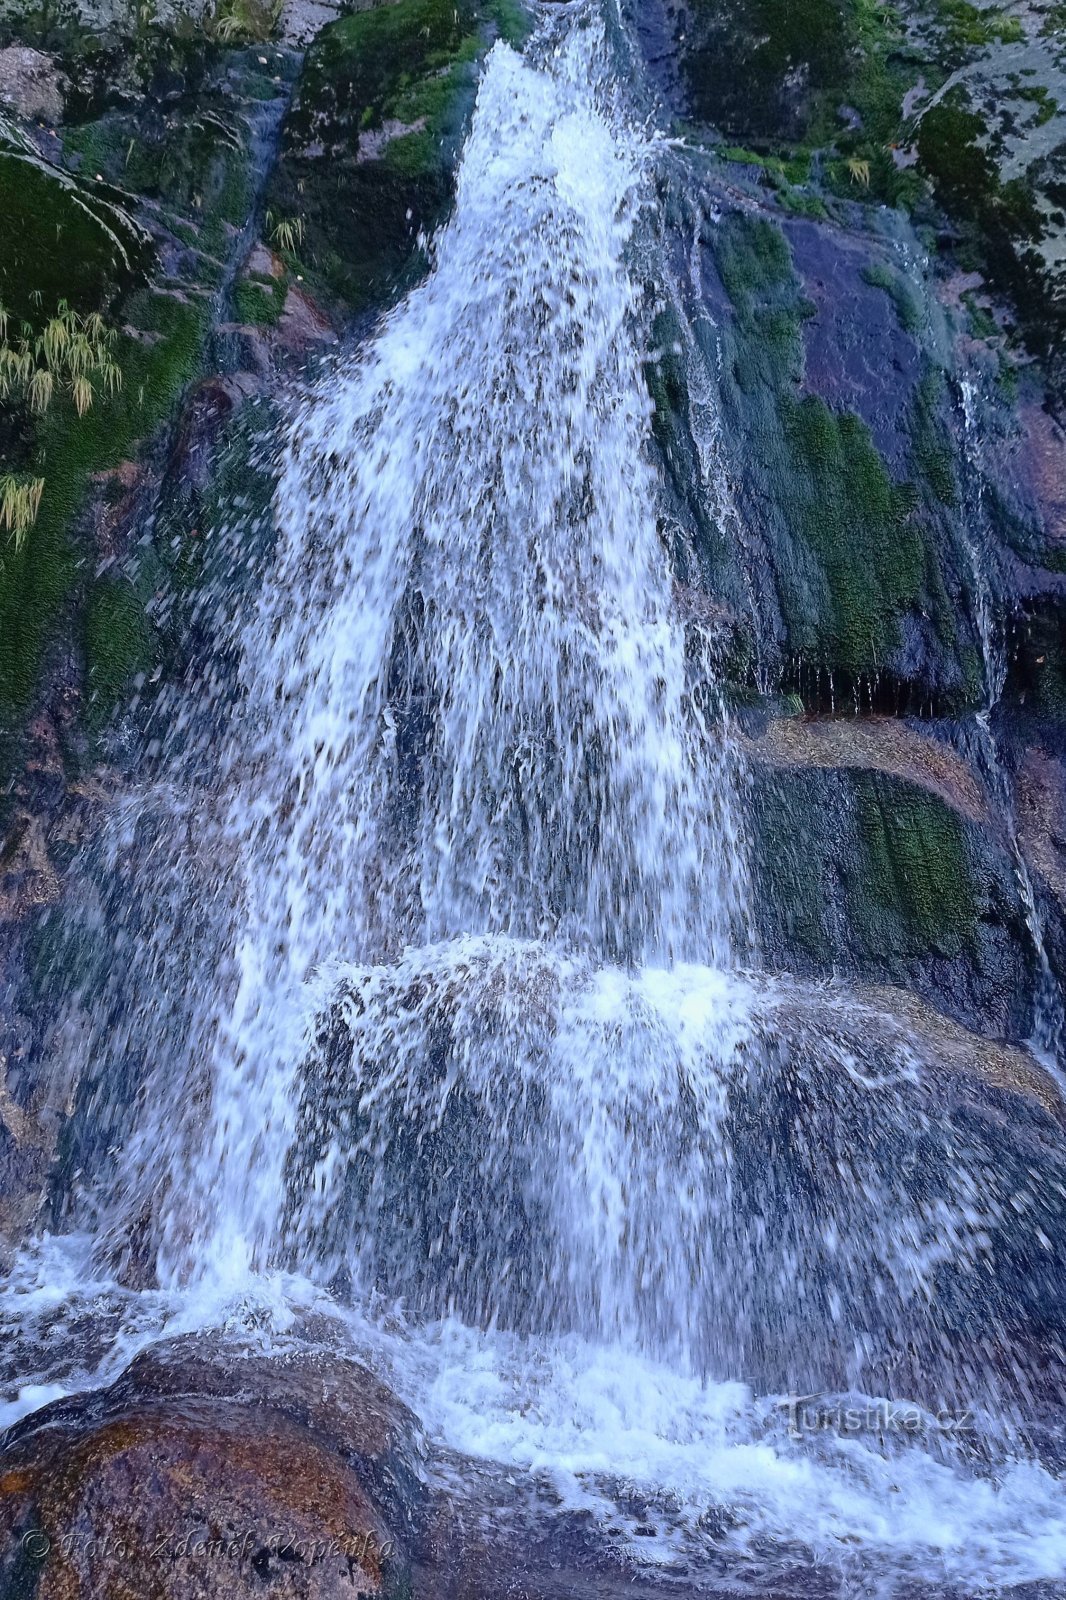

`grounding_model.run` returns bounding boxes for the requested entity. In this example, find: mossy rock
[713,214,959,699]
[0,140,149,321]
[844,768,977,960]
[266,0,523,313]
[233,271,286,326]
[752,760,1032,1037]
[778,394,928,677]
[0,289,210,739]
[83,573,157,728]
[683,0,851,142]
